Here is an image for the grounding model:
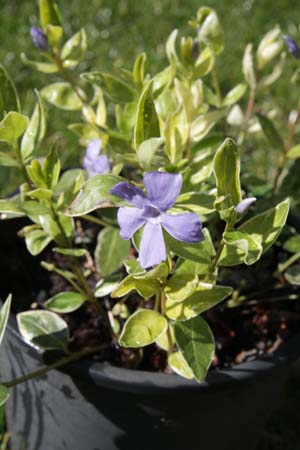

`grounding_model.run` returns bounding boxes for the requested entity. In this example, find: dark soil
[1,218,300,374]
